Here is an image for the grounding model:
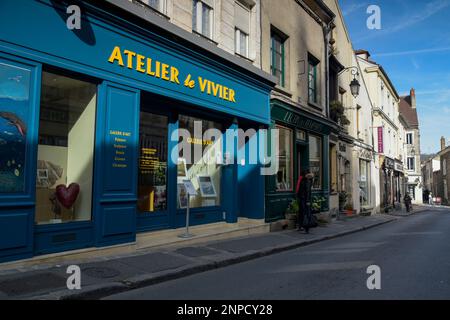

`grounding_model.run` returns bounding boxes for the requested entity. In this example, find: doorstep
[0,218,269,274]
